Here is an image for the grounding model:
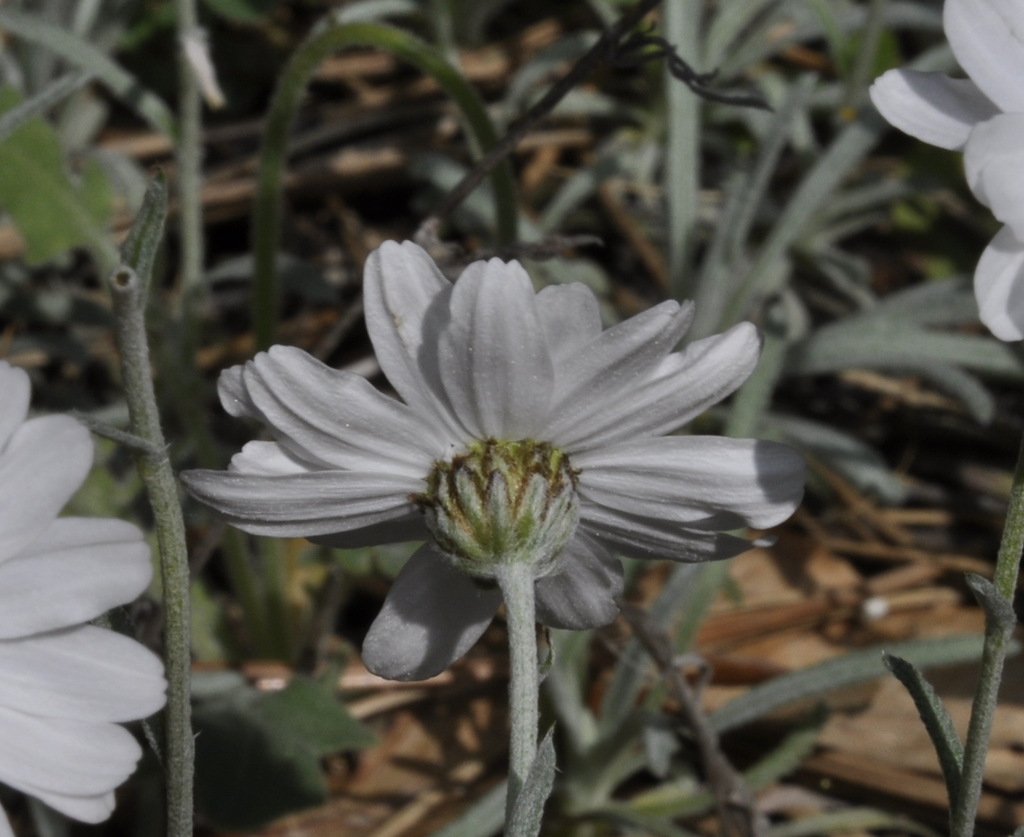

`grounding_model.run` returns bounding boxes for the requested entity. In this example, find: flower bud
[416,439,579,577]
